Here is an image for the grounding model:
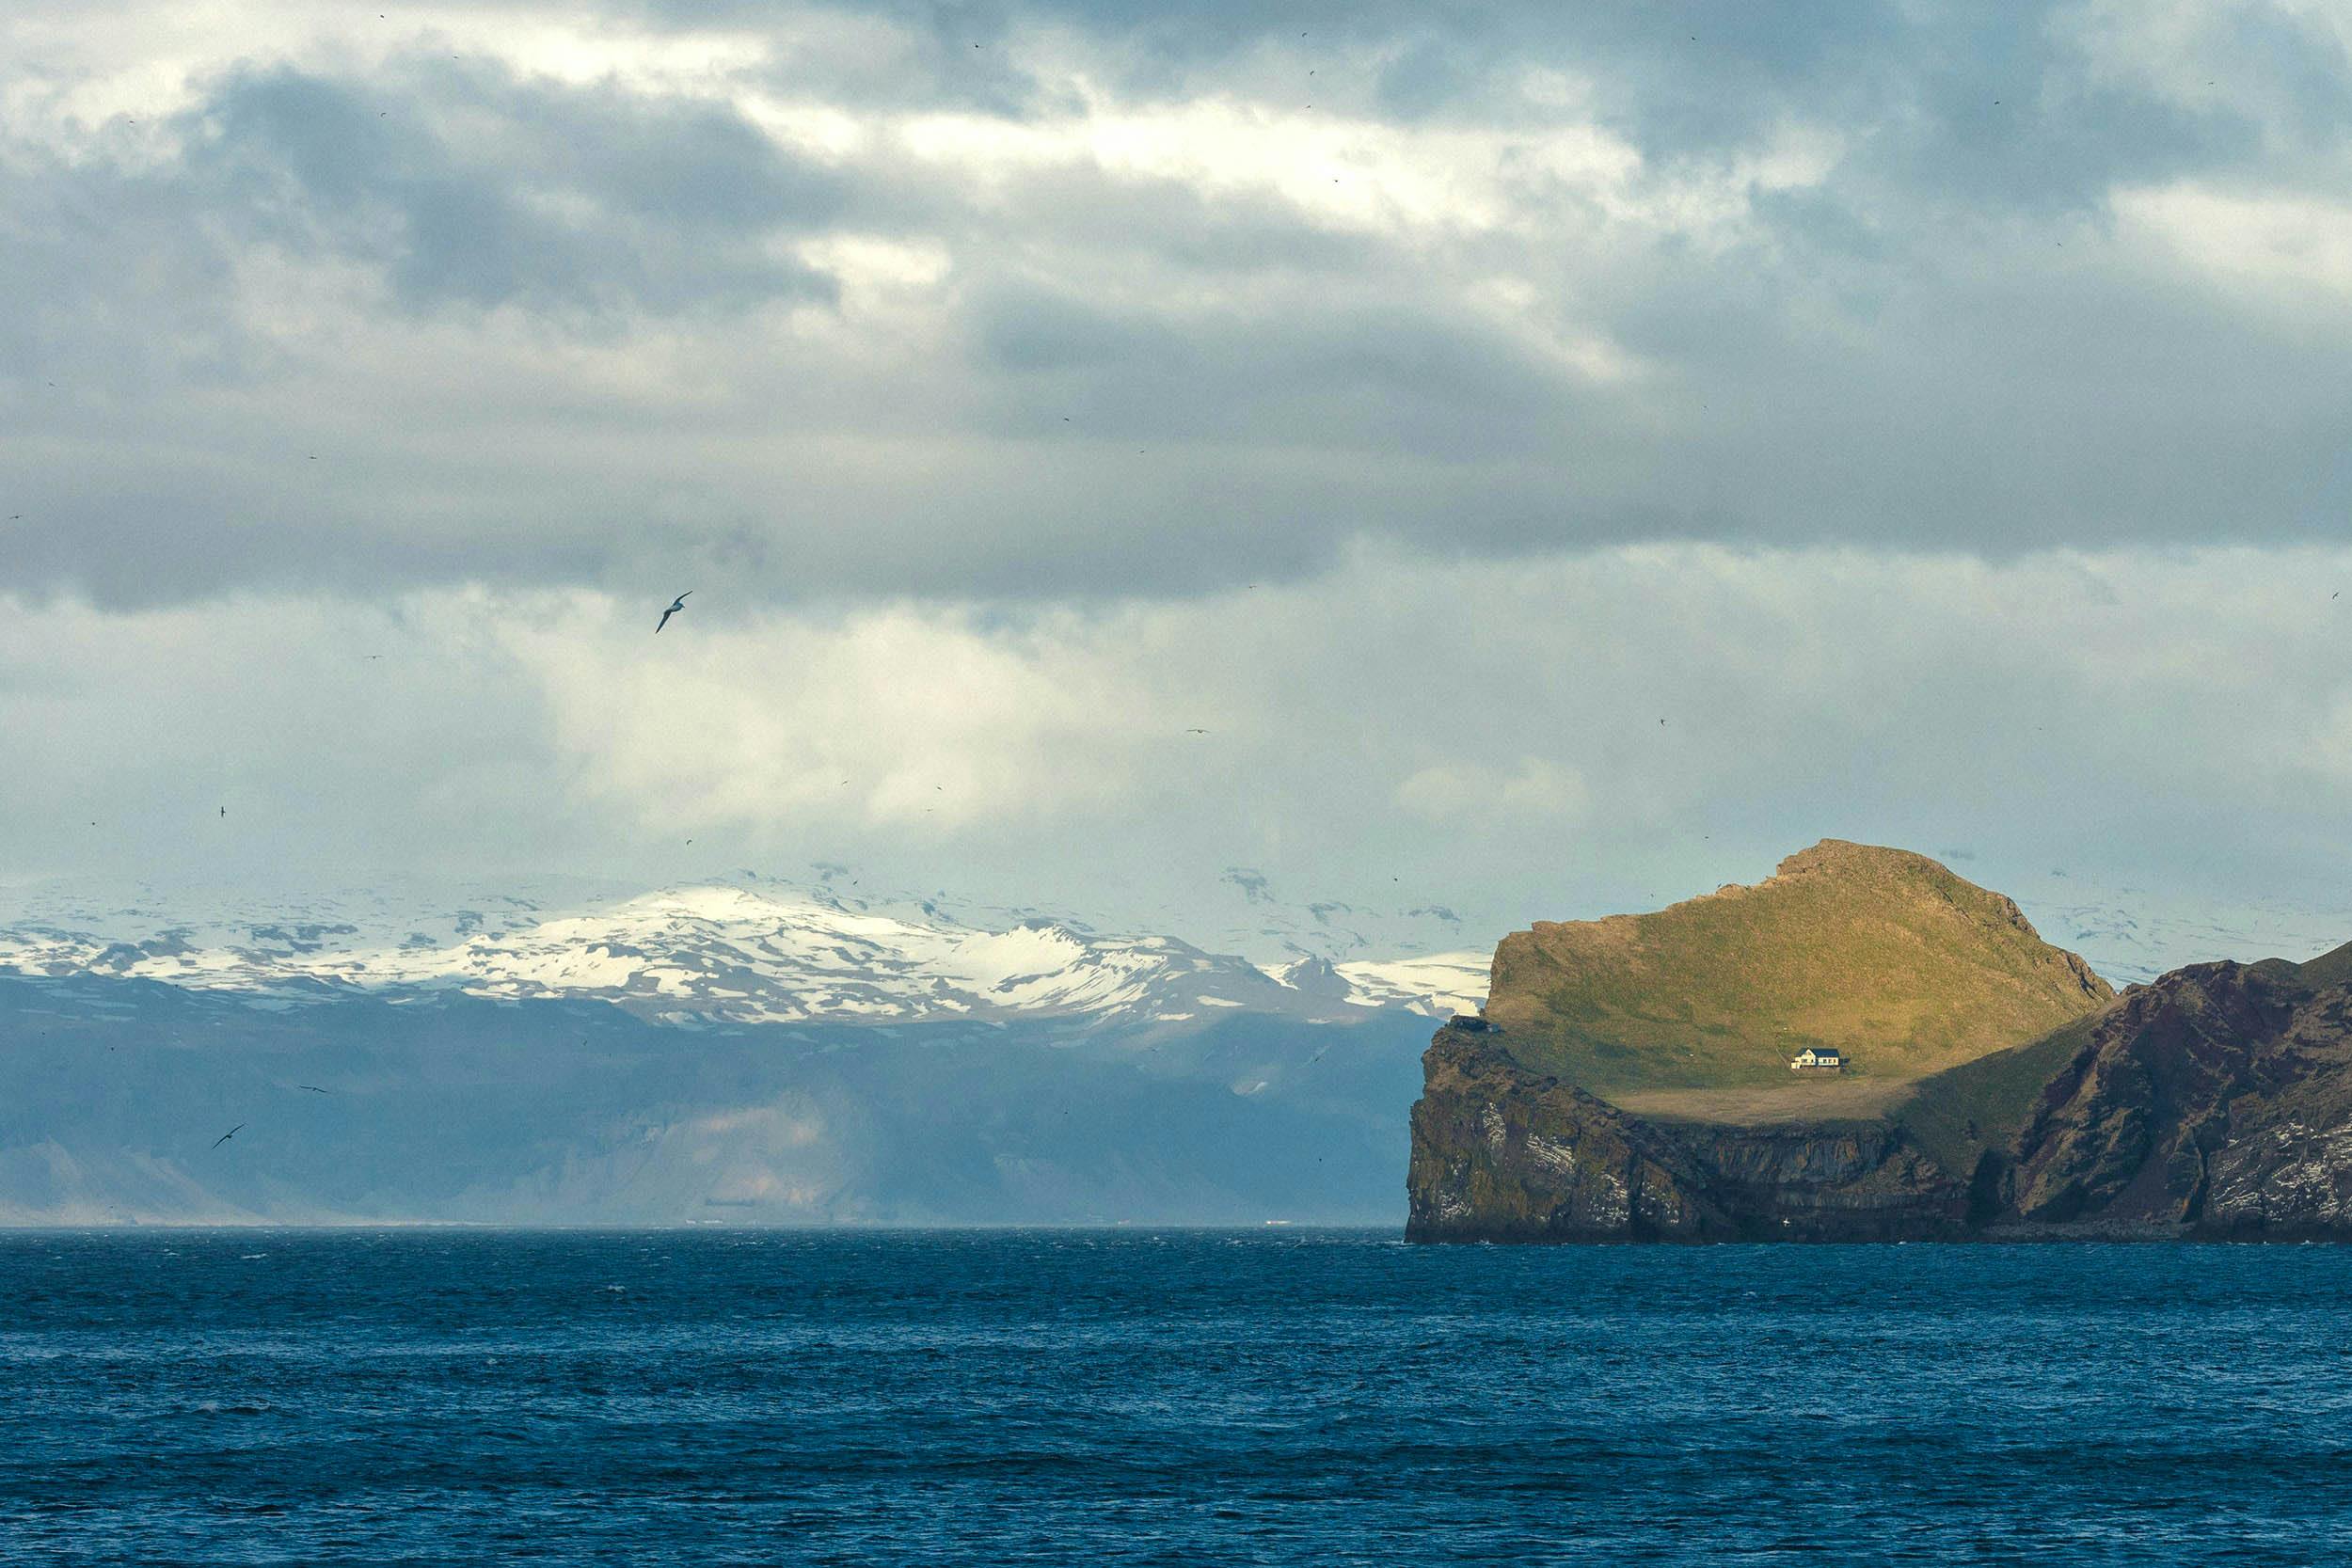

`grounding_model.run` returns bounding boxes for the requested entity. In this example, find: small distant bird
[212,1124,244,1149]
[219,806,226,817]
[297,1085,330,1094]
[657,592,691,633]
[1186,728,1209,735]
